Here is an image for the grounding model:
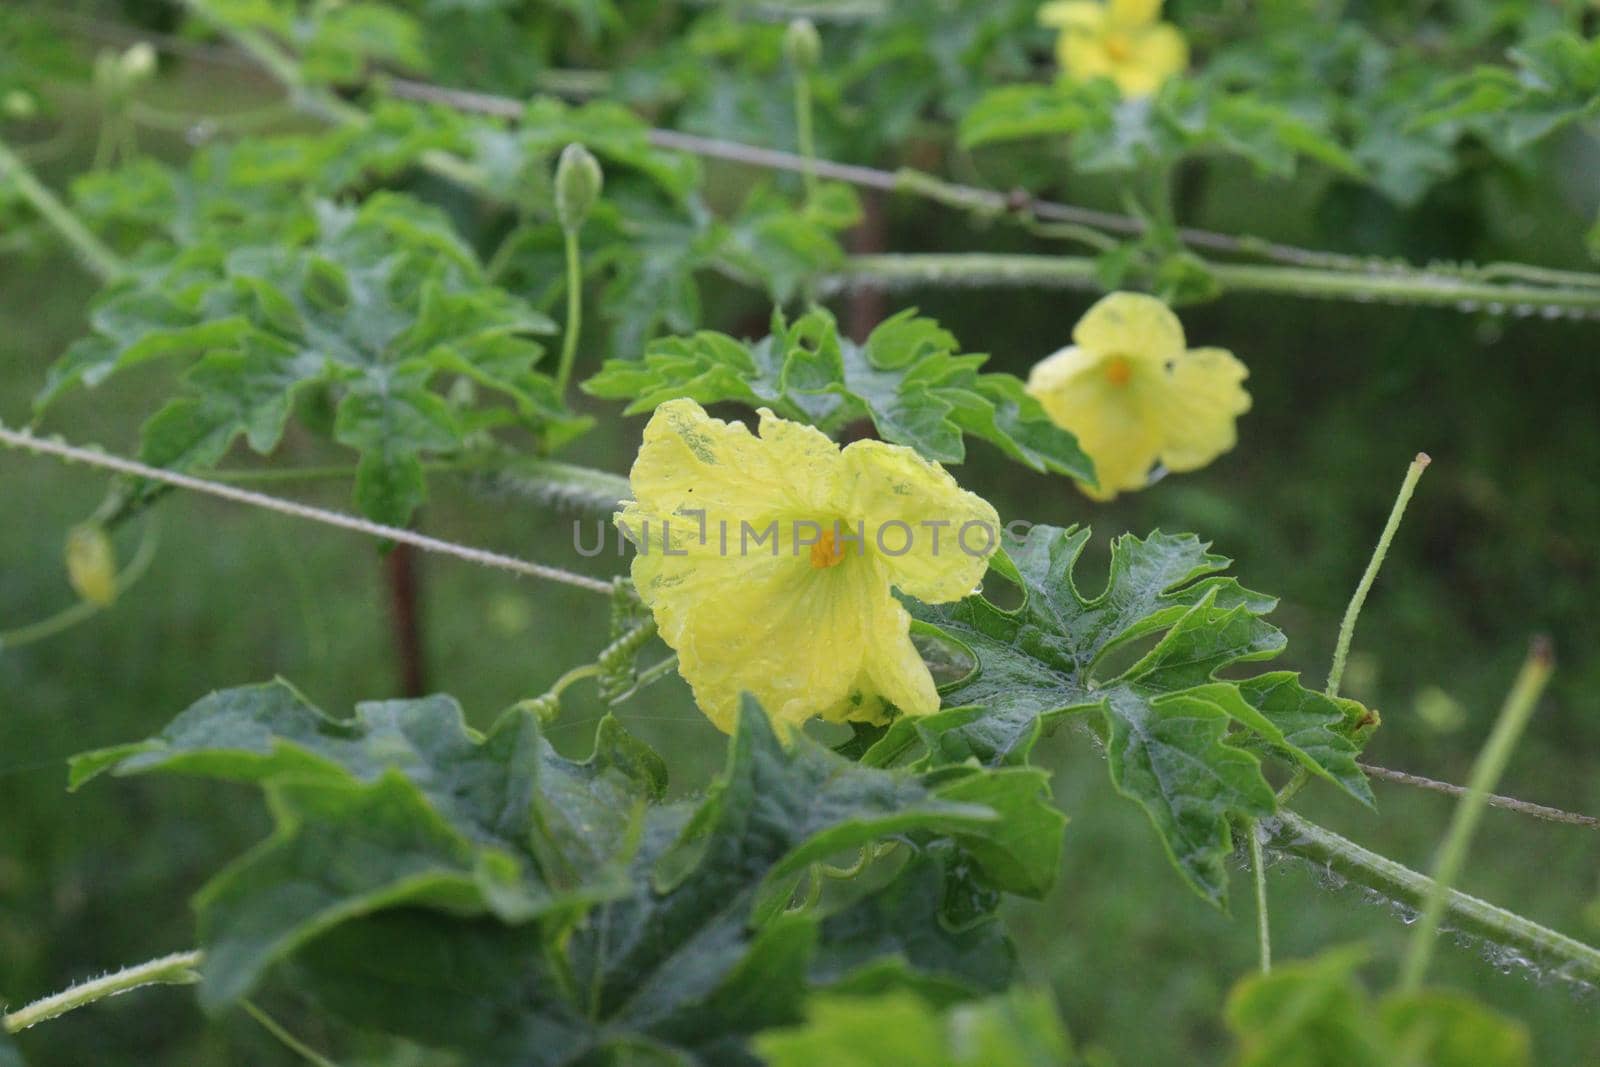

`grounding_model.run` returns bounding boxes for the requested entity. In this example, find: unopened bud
[121,42,158,82]
[784,18,822,71]
[2,90,37,120]
[65,524,118,607]
[554,143,603,232]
